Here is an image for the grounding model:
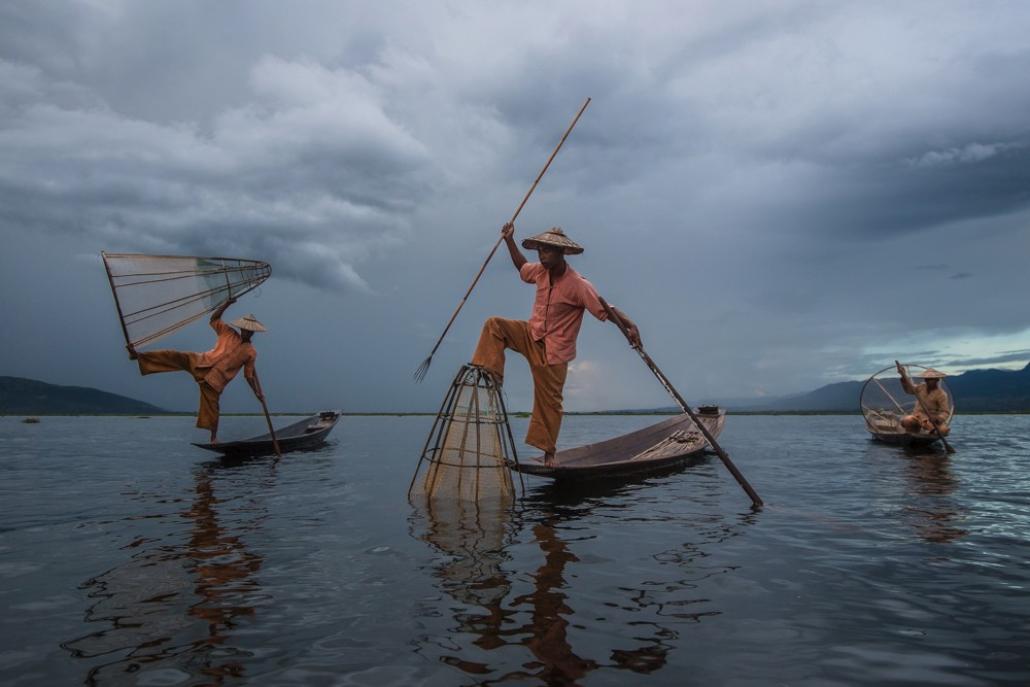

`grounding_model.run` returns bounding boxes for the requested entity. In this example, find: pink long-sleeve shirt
[520,262,607,365]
